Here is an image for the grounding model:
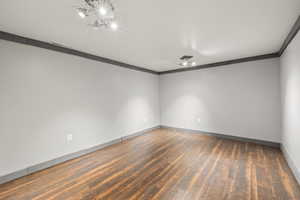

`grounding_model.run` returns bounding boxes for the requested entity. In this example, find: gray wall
[280,30,300,181]
[160,58,282,143]
[0,40,160,177]
[0,38,287,179]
